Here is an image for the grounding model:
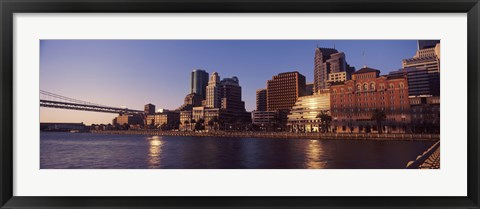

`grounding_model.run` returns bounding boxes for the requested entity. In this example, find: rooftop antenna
[363,50,366,68]
[333,43,336,49]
